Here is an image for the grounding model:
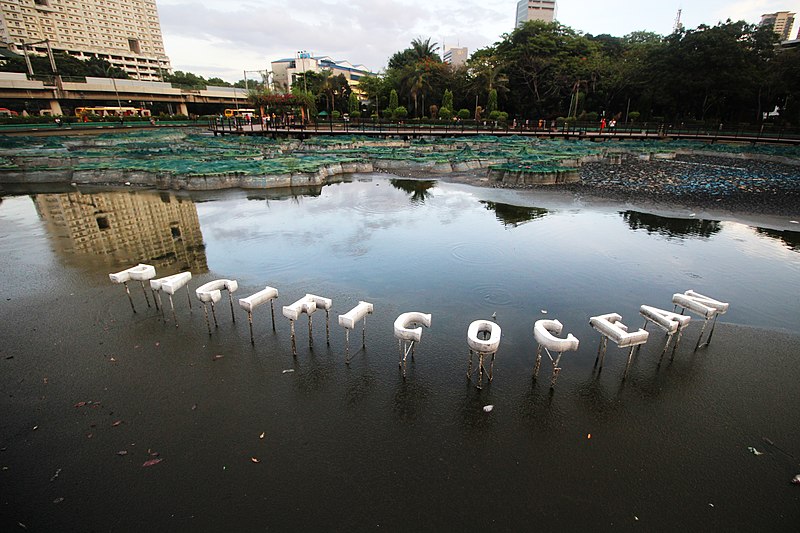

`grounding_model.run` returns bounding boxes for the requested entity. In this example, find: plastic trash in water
[792,474,800,485]
[483,405,494,413]
[282,369,295,374]
[747,447,764,456]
